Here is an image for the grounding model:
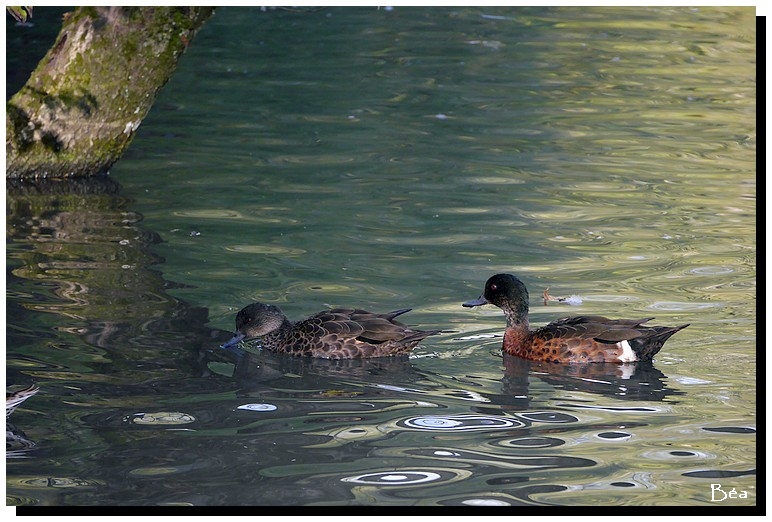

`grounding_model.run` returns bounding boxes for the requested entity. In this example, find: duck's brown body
[464,274,688,364]
[221,303,440,359]
[502,314,688,363]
